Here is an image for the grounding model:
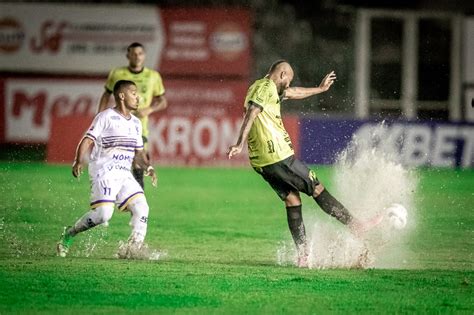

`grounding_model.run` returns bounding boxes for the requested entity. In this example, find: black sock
[313,189,353,225]
[133,167,145,189]
[286,205,307,251]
